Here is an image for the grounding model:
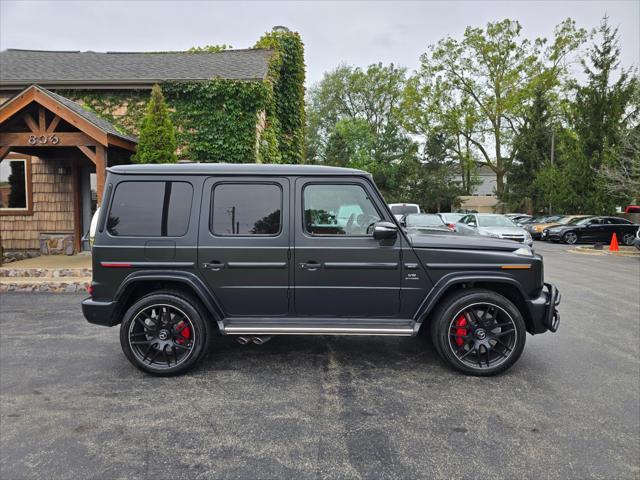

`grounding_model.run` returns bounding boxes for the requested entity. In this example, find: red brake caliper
[175,321,191,345]
[454,314,468,347]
